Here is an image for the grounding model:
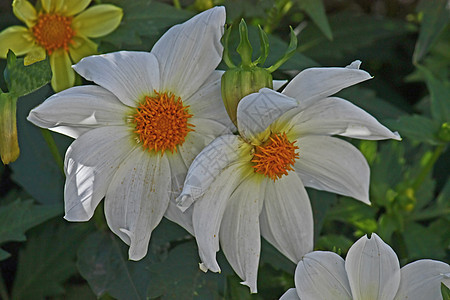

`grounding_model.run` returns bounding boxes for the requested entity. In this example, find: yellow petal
[59,0,92,16]
[24,46,47,65]
[40,0,63,14]
[12,0,37,28]
[50,50,75,92]
[69,35,97,63]
[72,4,123,38]
[0,26,35,58]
